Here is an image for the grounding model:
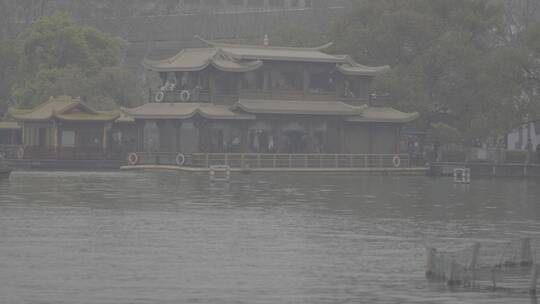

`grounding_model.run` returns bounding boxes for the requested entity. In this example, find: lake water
[1,171,539,304]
